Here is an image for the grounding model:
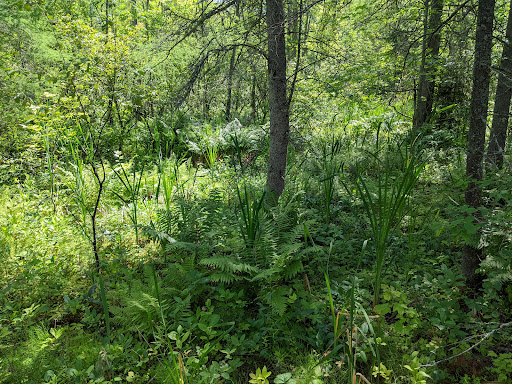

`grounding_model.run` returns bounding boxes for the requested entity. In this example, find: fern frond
[200,255,257,284]
[170,294,193,323]
[251,267,280,282]
[161,263,188,294]
[165,241,201,255]
[114,288,165,333]
[181,253,196,273]
[208,272,244,284]
[268,286,291,316]
[283,260,304,281]
[200,255,258,274]
[141,221,176,246]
